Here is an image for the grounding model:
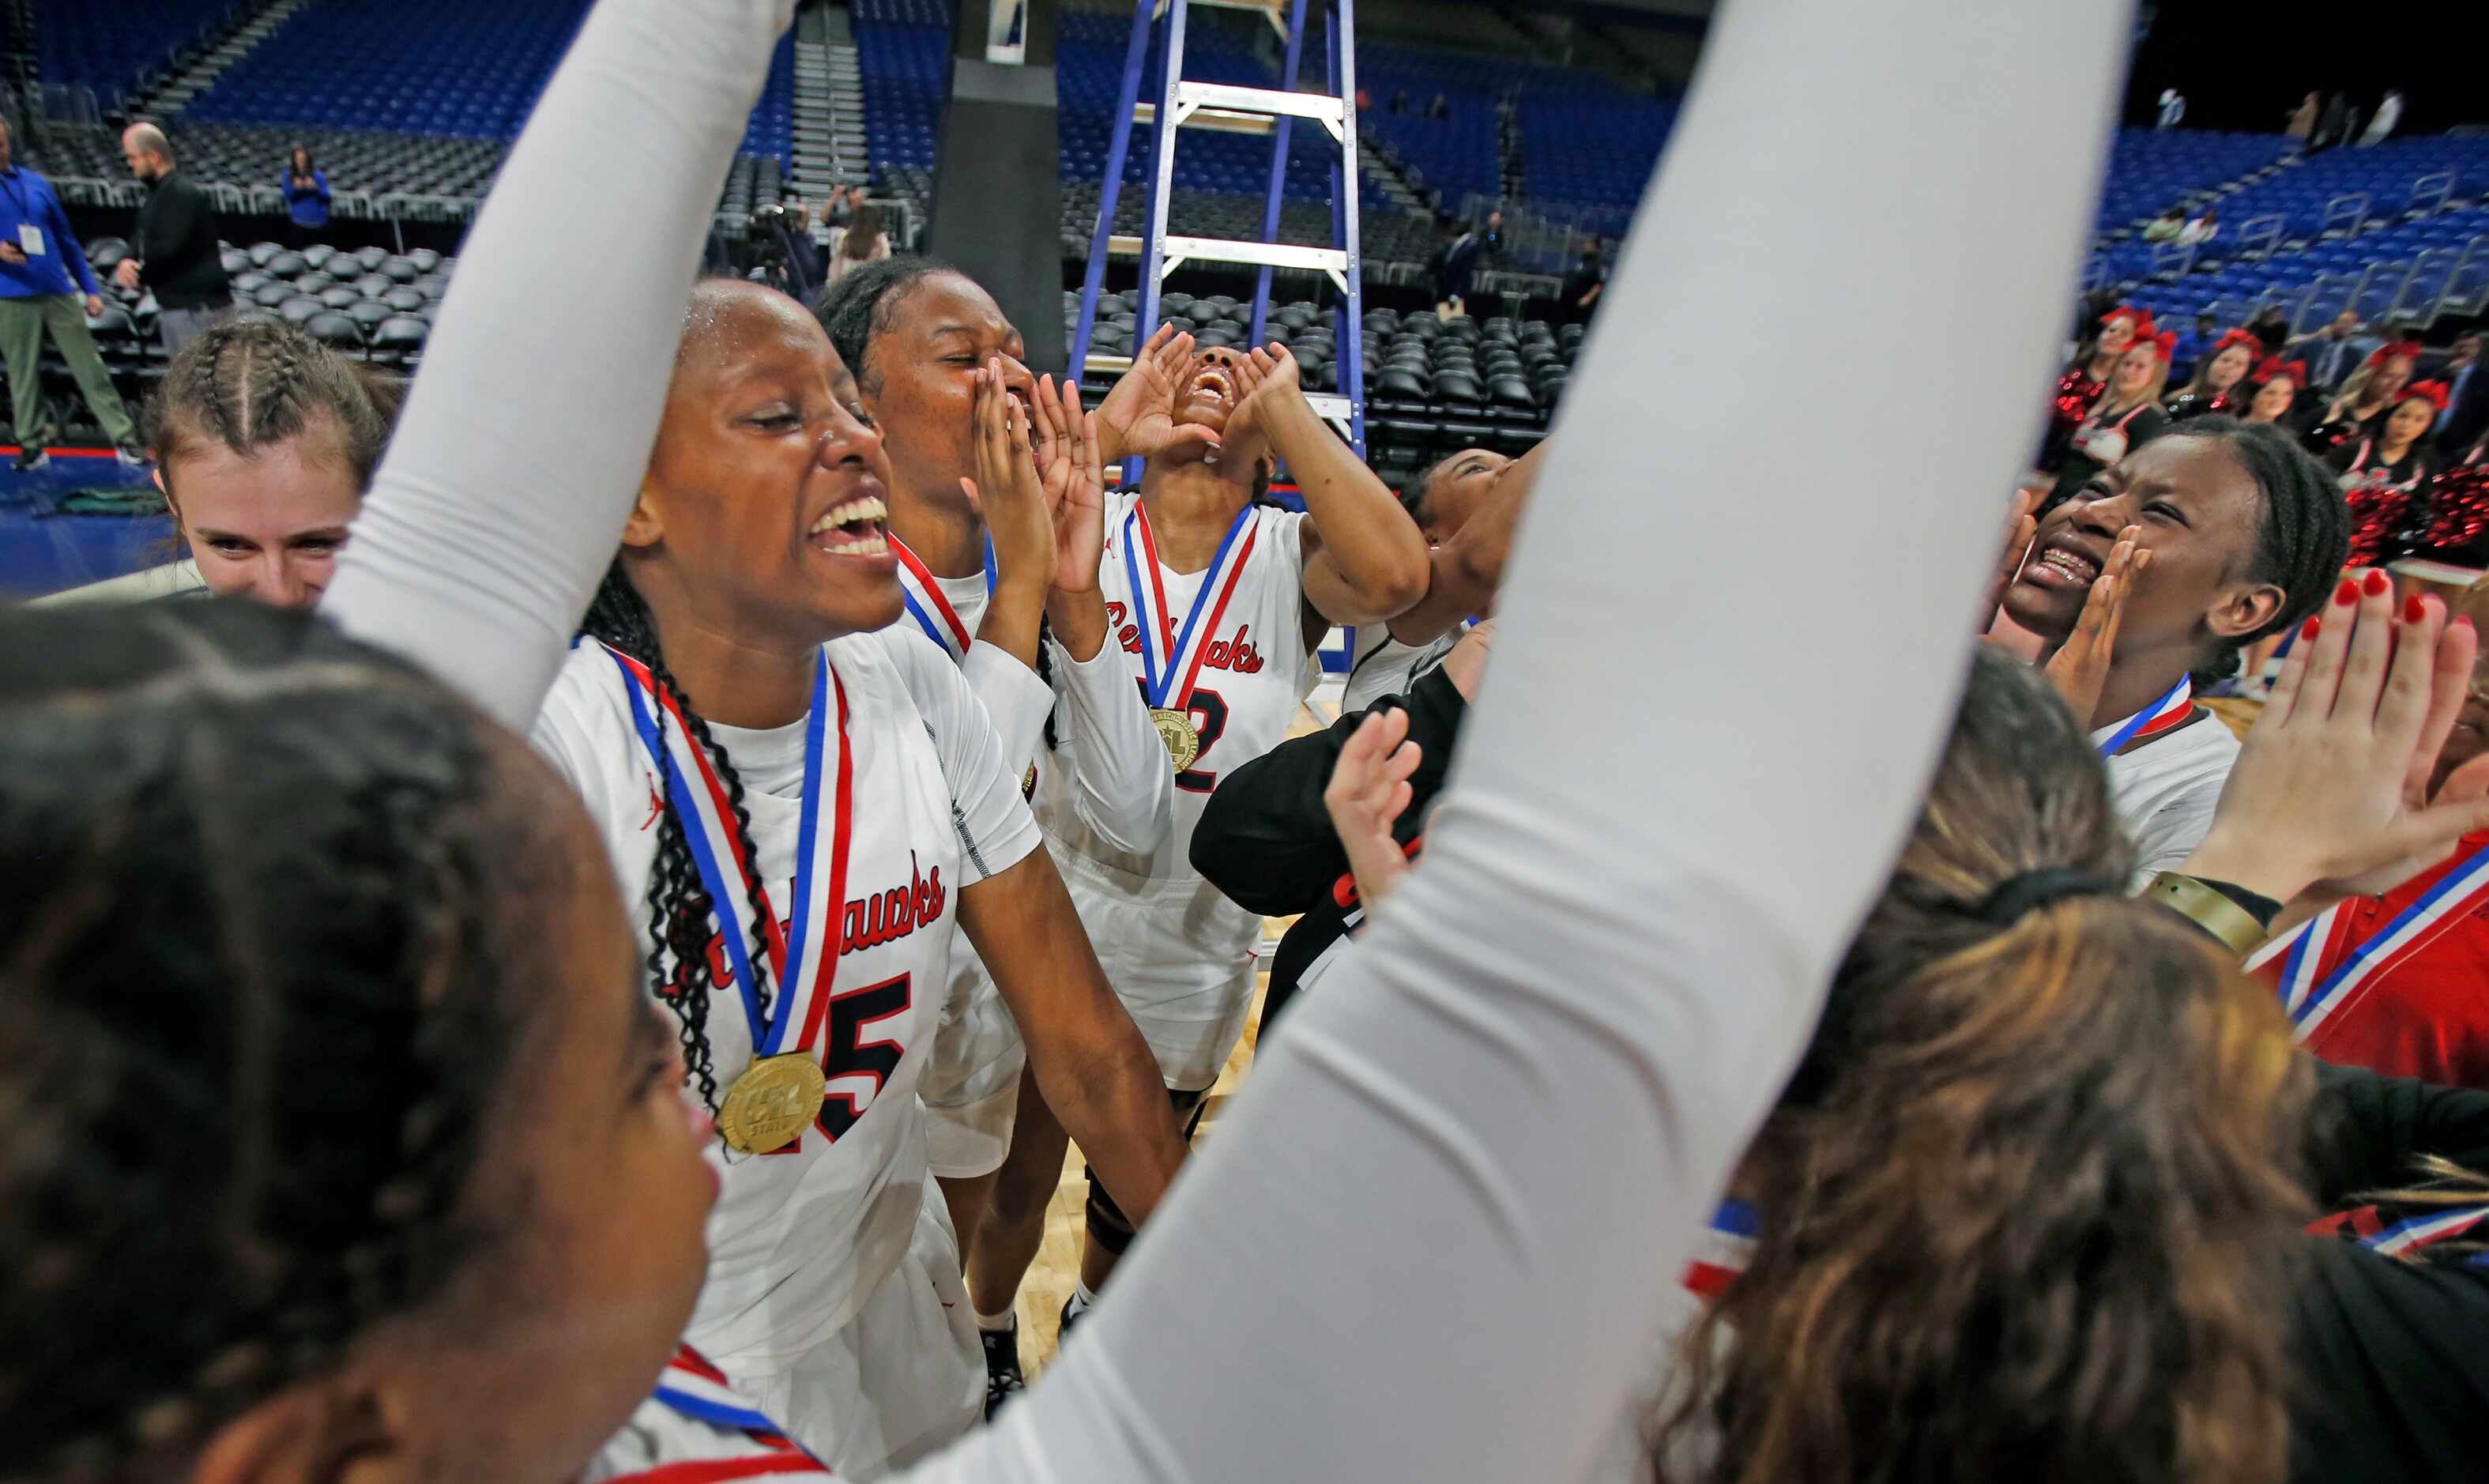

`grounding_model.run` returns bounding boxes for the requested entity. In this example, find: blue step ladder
[1068,0,1368,459]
